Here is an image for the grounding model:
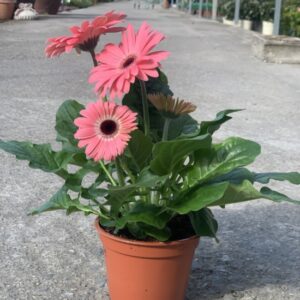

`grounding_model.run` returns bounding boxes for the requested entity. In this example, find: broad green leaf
[169,182,229,214]
[141,224,171,242]
[128,130,153,171]
[115,202,172,229]
[81,186,107,200]
[65,165,107,196]
[150,134,212,176]
[106,169,167,215]
[127,223,147,240]
[65,168,91,192]
[210,168,254,184]
[136,167,168,187]
[168,114,199,140]
[211,169,300,189]
[185,137,261,187]
[254,172,300,185]
[211,181,300,207]
[127,222,171,242]
[106,185,137,217]
[260,187,300,205]
[29,187,99,216]
[0,140,72,174]
[211,180,261,207]
[199,109,243,135]
[55,99,84,147]
[189,208,218,239]
[146,69,173,96]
